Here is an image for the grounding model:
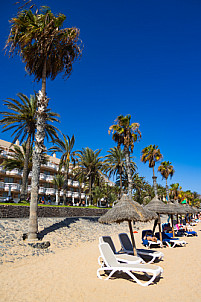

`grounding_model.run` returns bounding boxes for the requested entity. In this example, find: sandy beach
[0,216,200,302]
